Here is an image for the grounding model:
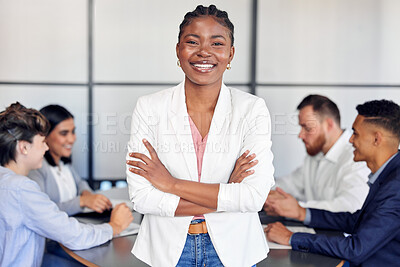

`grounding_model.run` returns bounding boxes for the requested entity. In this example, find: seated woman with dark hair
[0,102,133,267]
[29,104,112,215]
